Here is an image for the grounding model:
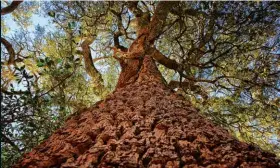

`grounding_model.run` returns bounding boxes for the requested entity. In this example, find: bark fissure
[14,54,279,167]
[114,2,177,89]
[14,2,279,168]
